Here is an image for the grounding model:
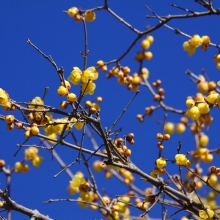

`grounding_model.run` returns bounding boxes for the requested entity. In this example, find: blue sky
[1,1,220,219]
